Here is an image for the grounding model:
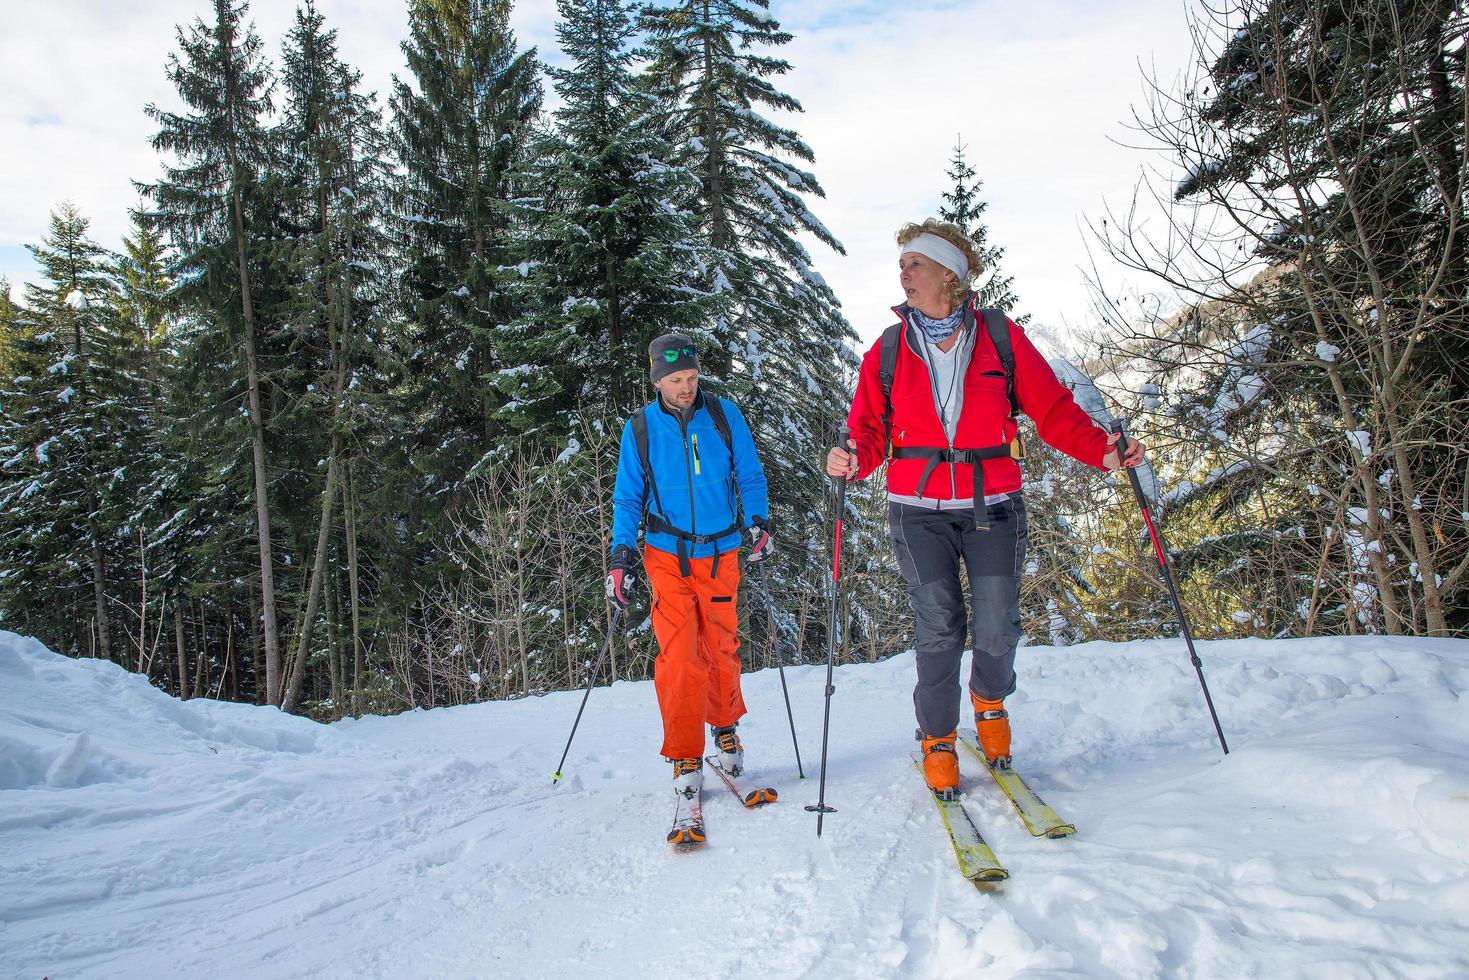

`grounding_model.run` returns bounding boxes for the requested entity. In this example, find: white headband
[901,233,969,278]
